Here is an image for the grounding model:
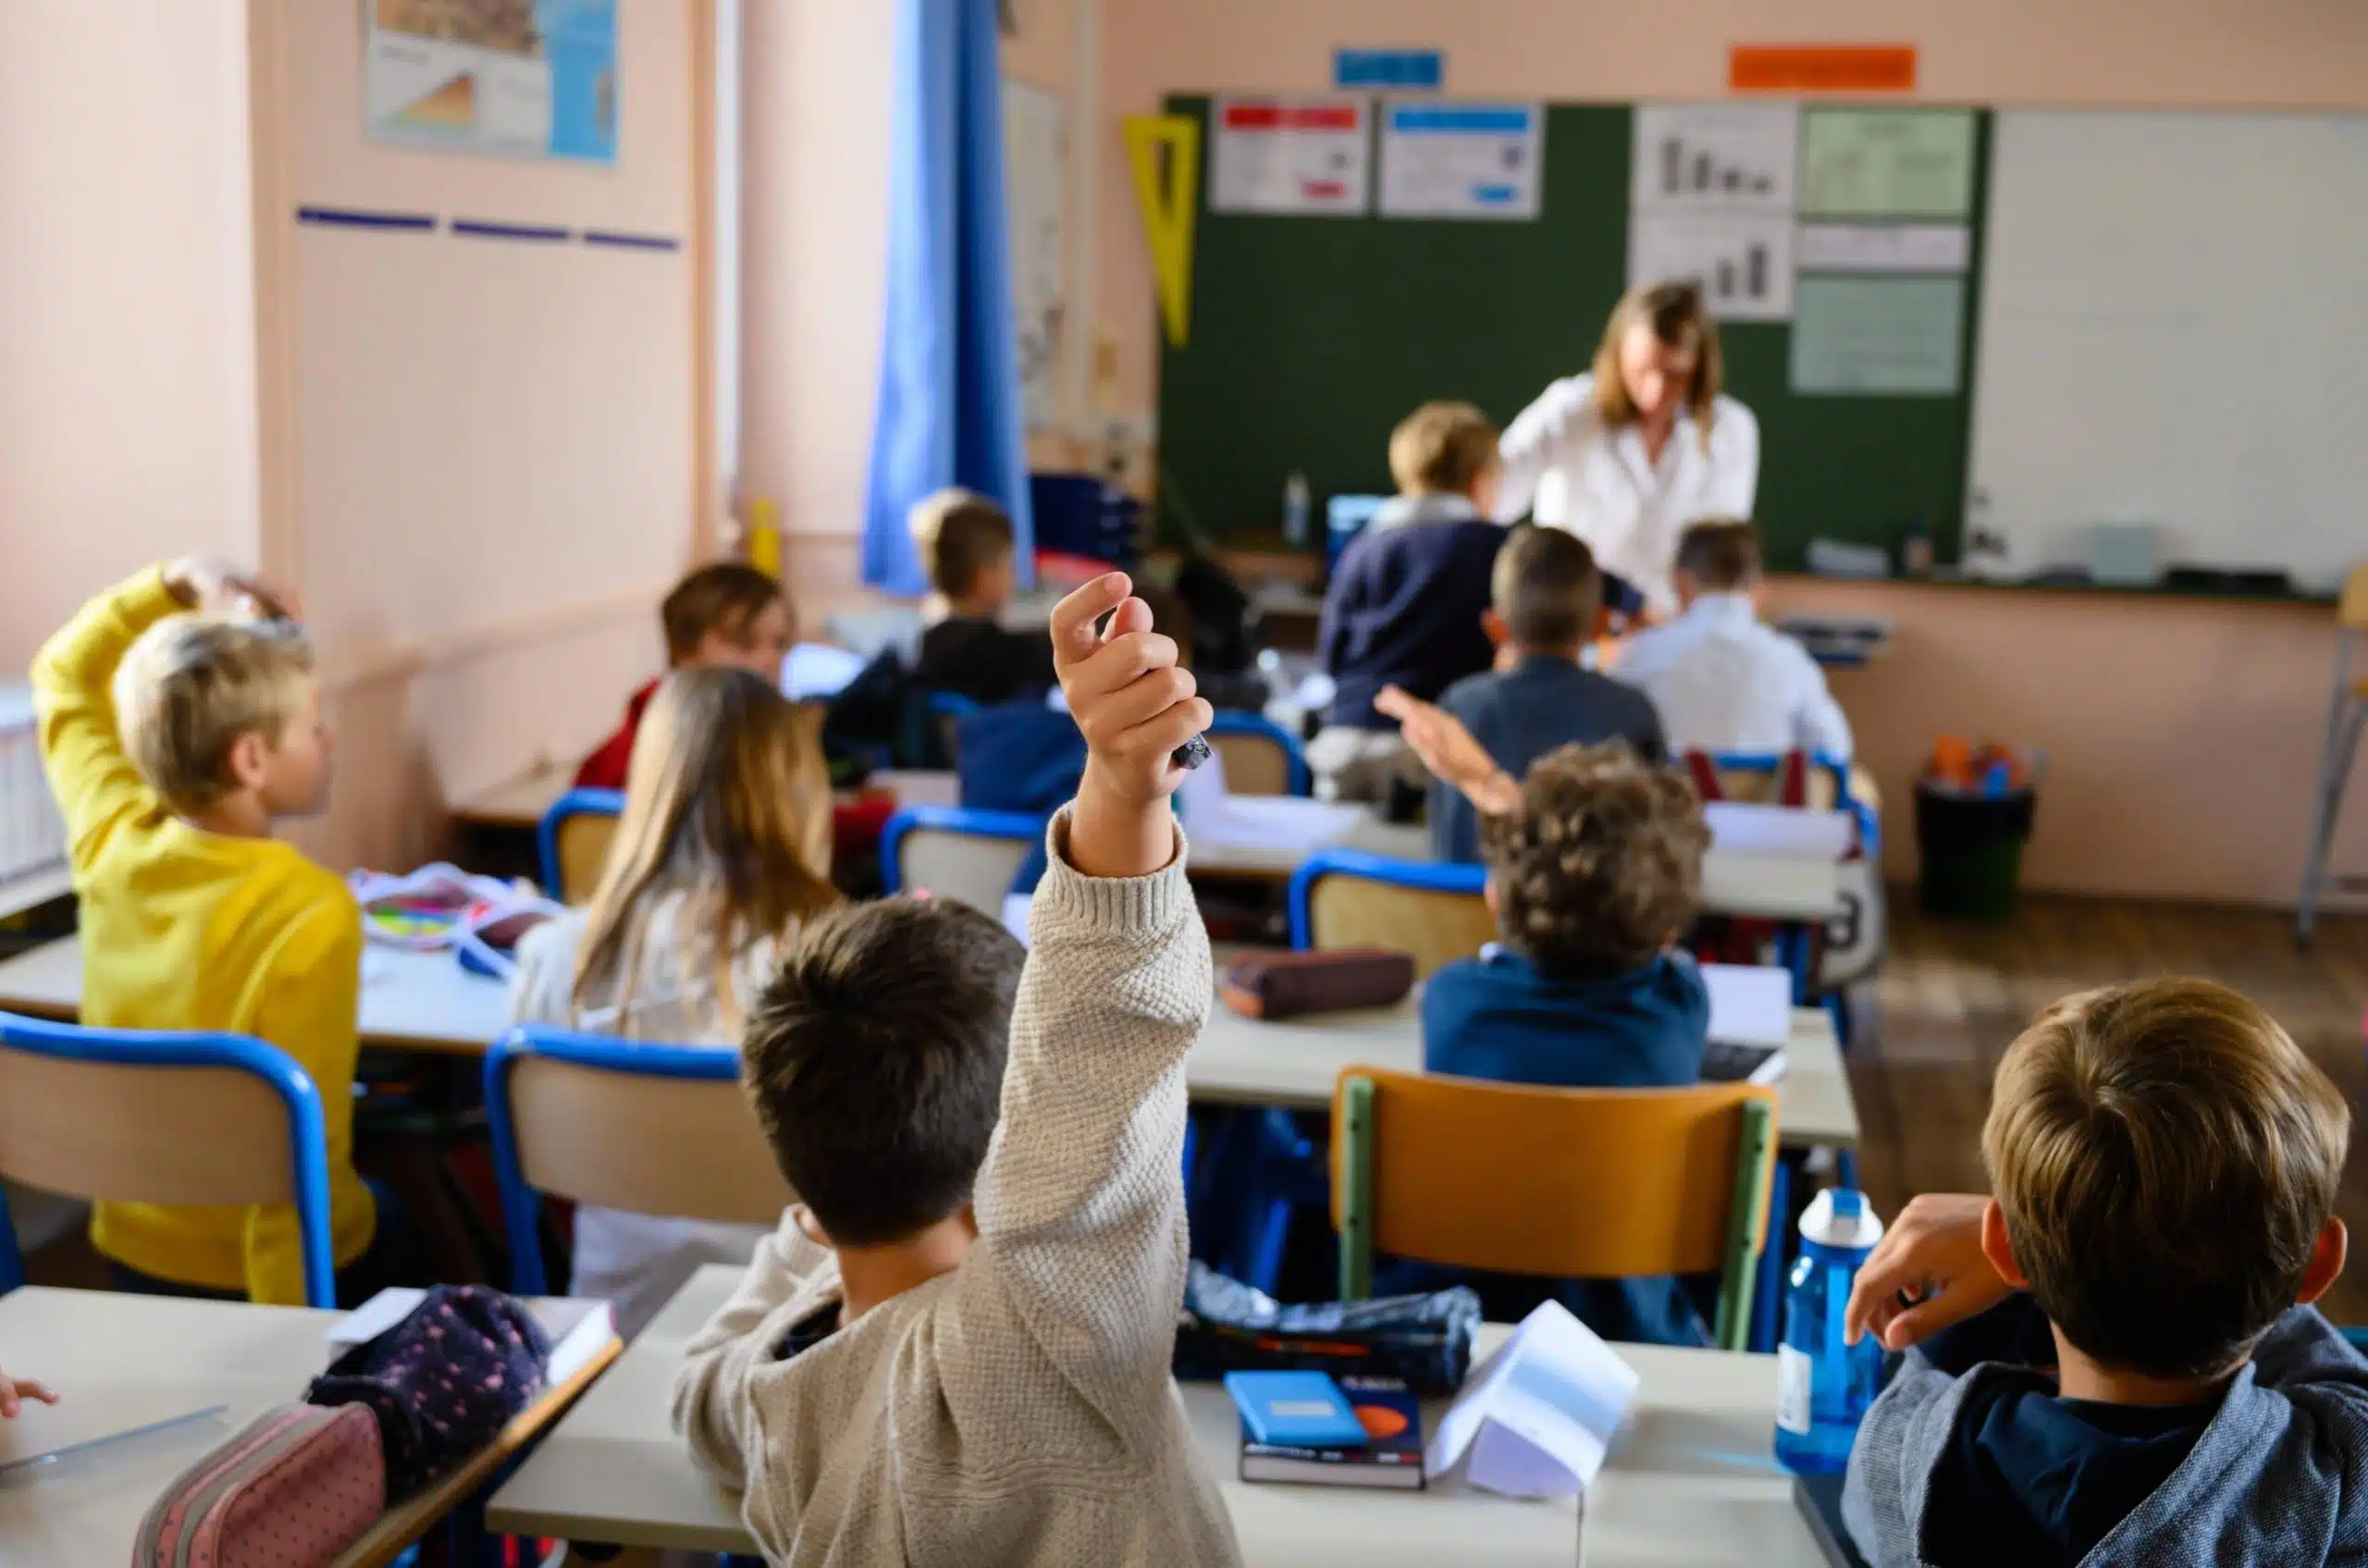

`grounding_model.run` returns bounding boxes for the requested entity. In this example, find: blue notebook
[1224,1371,1369,1450]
